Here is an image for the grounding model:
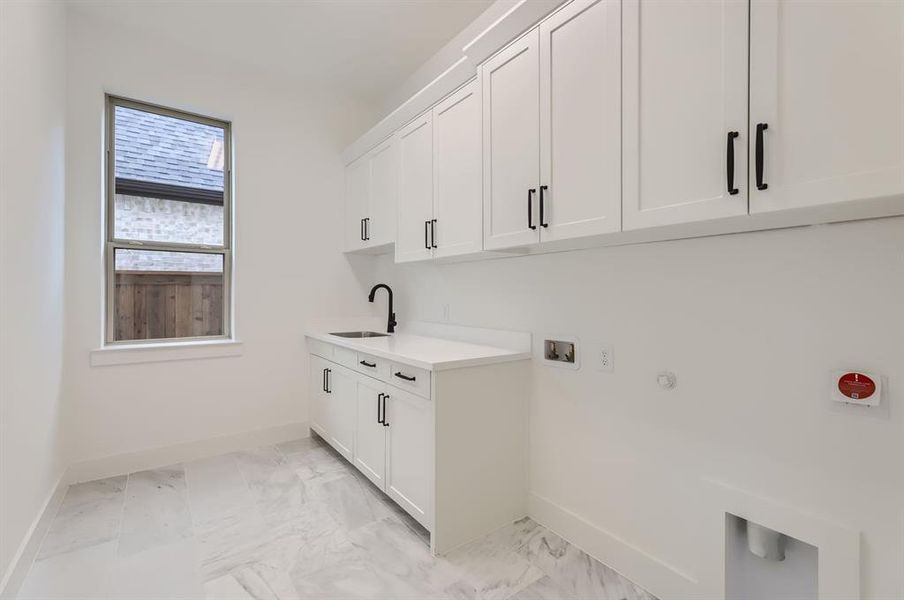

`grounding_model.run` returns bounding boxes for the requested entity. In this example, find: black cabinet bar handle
[755,123,768,190]
[539,185,549,227]
[528,188,537,230]
[425,220,431,249]
[431,219,437,248]
[325,368,331,393]
[726,131,739,195]
[322,368,327,392]
[377,393,384,424]
[394,371,416,382]
[364,217,370,240]
[382,394,389,427]
[360,218,365,241]
[359,360,376,368]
